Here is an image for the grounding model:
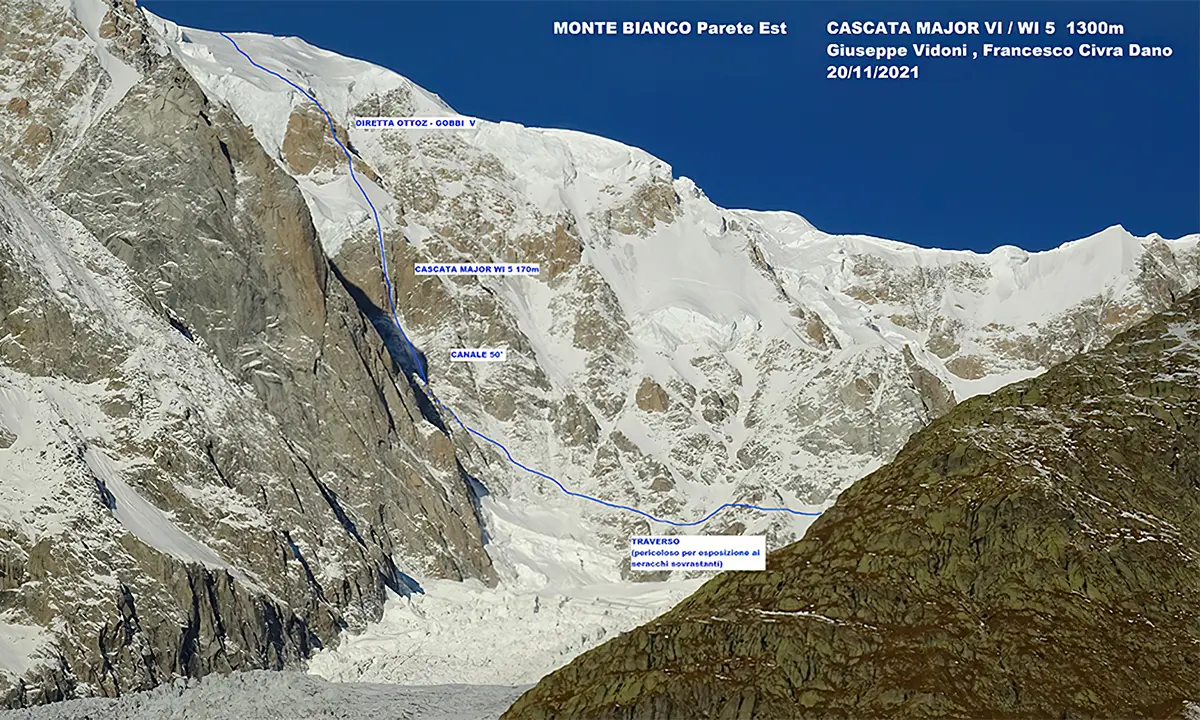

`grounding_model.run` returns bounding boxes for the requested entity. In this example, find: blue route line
[220,32,823,526]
